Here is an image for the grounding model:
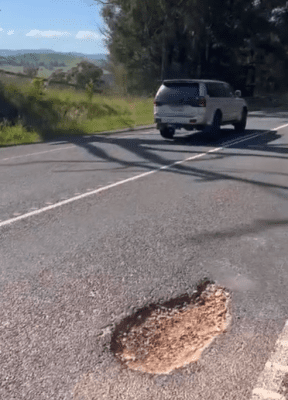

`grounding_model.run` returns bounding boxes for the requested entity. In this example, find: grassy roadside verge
[0,79,154,147]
